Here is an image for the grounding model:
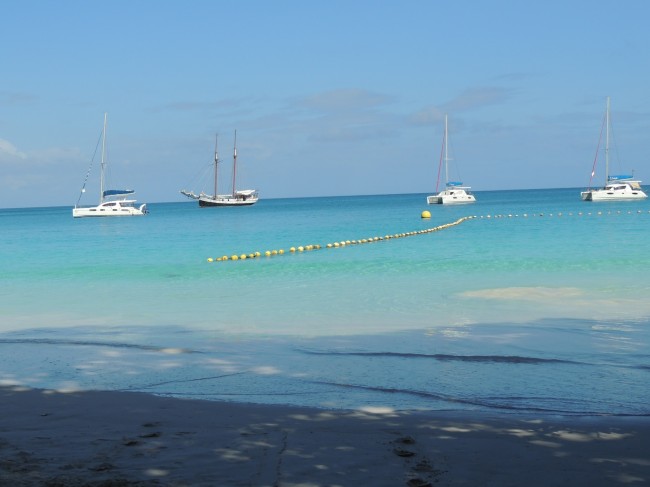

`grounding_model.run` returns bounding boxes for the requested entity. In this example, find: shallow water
[1,189,649,414]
